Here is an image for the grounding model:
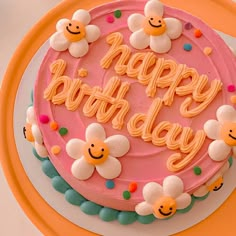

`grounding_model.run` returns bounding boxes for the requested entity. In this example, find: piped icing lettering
[127,98,206,171]
[44,58,209,171]
[44,59,130,130]
[100,32,222,117]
